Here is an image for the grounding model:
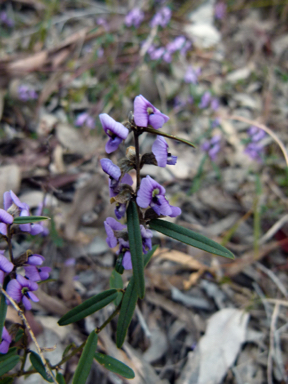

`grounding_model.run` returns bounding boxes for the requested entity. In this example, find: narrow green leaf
[0,347,17,363]
[149,220,235,259]
[144,127,196,148]
[72,331,98,384]
[62,343,76,359]
[15,328,24,342]
[0,293,7,345]
[109,270,123,290]
[0,355,20,376]
[0,377,14,384]
[29,351,54,382]
[58,289,118,326]
[127,201,145,299]
[56,372,66,384]
[116,245,158,348]
[13,216,50,224]
[94,353,135,379]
